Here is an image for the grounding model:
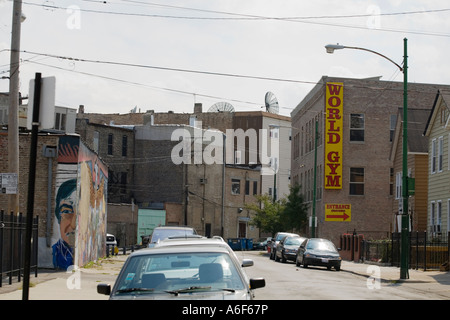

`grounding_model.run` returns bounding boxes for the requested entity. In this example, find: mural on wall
[52,136,108,269]
[76,142,108,267]
[52,136,78,270]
